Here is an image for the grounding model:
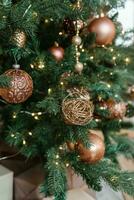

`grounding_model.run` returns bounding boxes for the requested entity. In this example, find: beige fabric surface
[42,189,95,200]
